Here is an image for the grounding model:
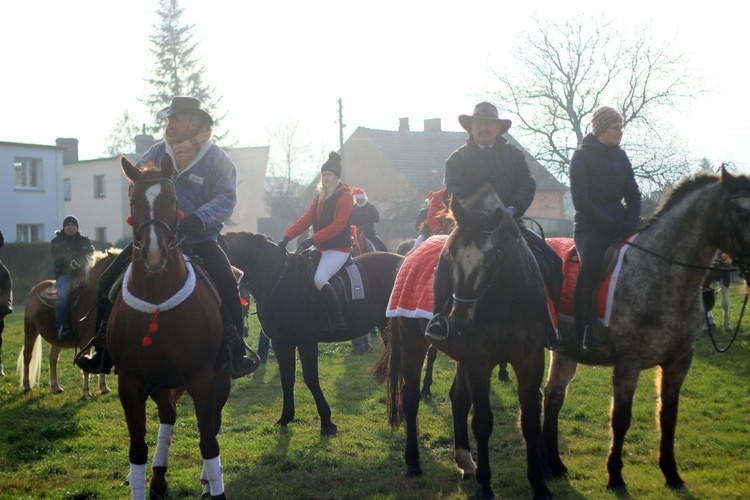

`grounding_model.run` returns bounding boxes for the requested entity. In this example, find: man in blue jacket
[75,96,258,378]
